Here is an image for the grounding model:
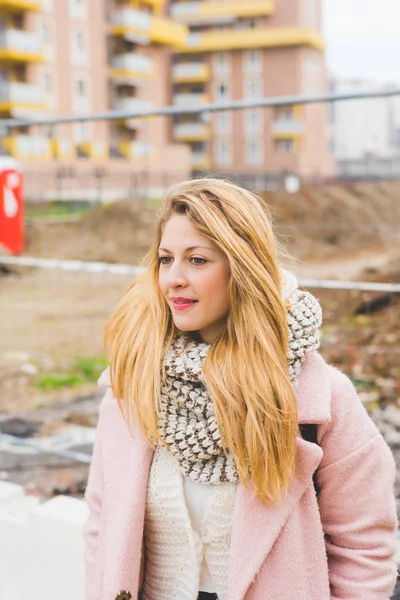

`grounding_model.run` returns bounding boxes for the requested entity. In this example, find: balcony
[111,53,154,82]
[0,29,43,62]
[184,27,325,52]
[173,122,209,141]
[119,141,153,159]
[172,62,209,83]
[173,92,209,106]
[110,8,187,49]
[114,97,153,115]
[271,119,305,138]
[52,139,76,160]
[0,0,42,11]
[3,135,52,160]
[0,82,45,112]
[171,0,274,25]
[78,141,108,160]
